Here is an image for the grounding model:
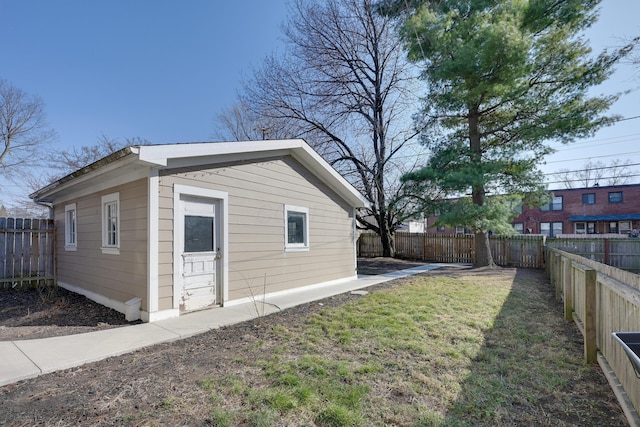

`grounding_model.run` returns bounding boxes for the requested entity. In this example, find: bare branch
[0,79,56,176]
